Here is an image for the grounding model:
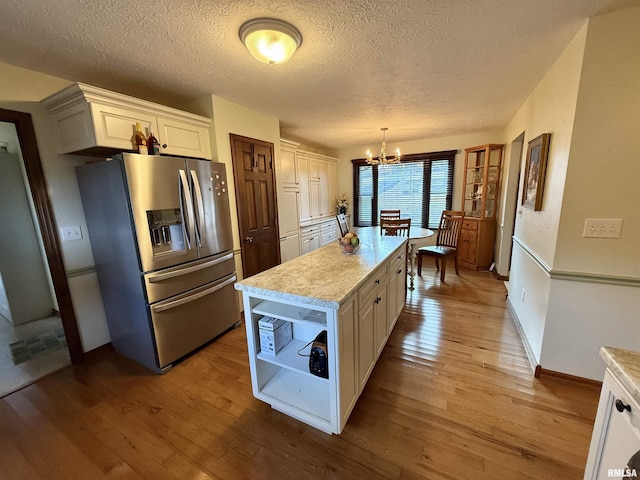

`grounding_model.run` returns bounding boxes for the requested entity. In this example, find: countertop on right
[600,346,640,404]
